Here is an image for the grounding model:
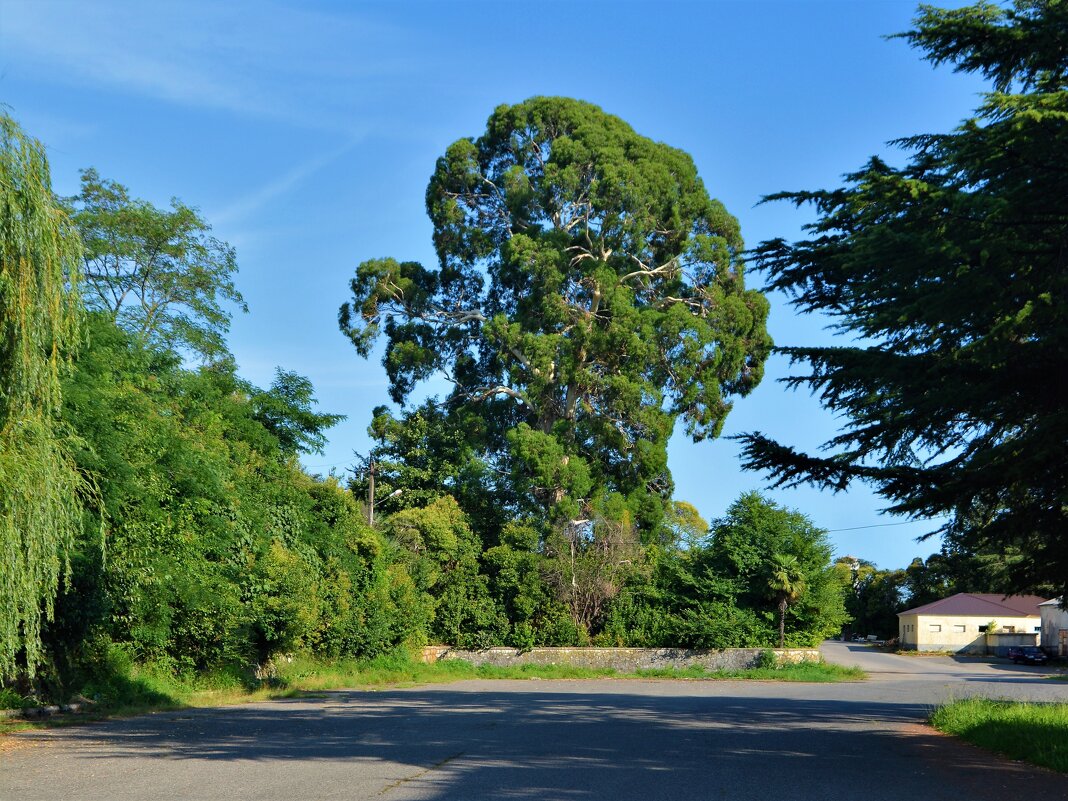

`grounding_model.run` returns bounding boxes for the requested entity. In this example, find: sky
[0,0,988,570]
